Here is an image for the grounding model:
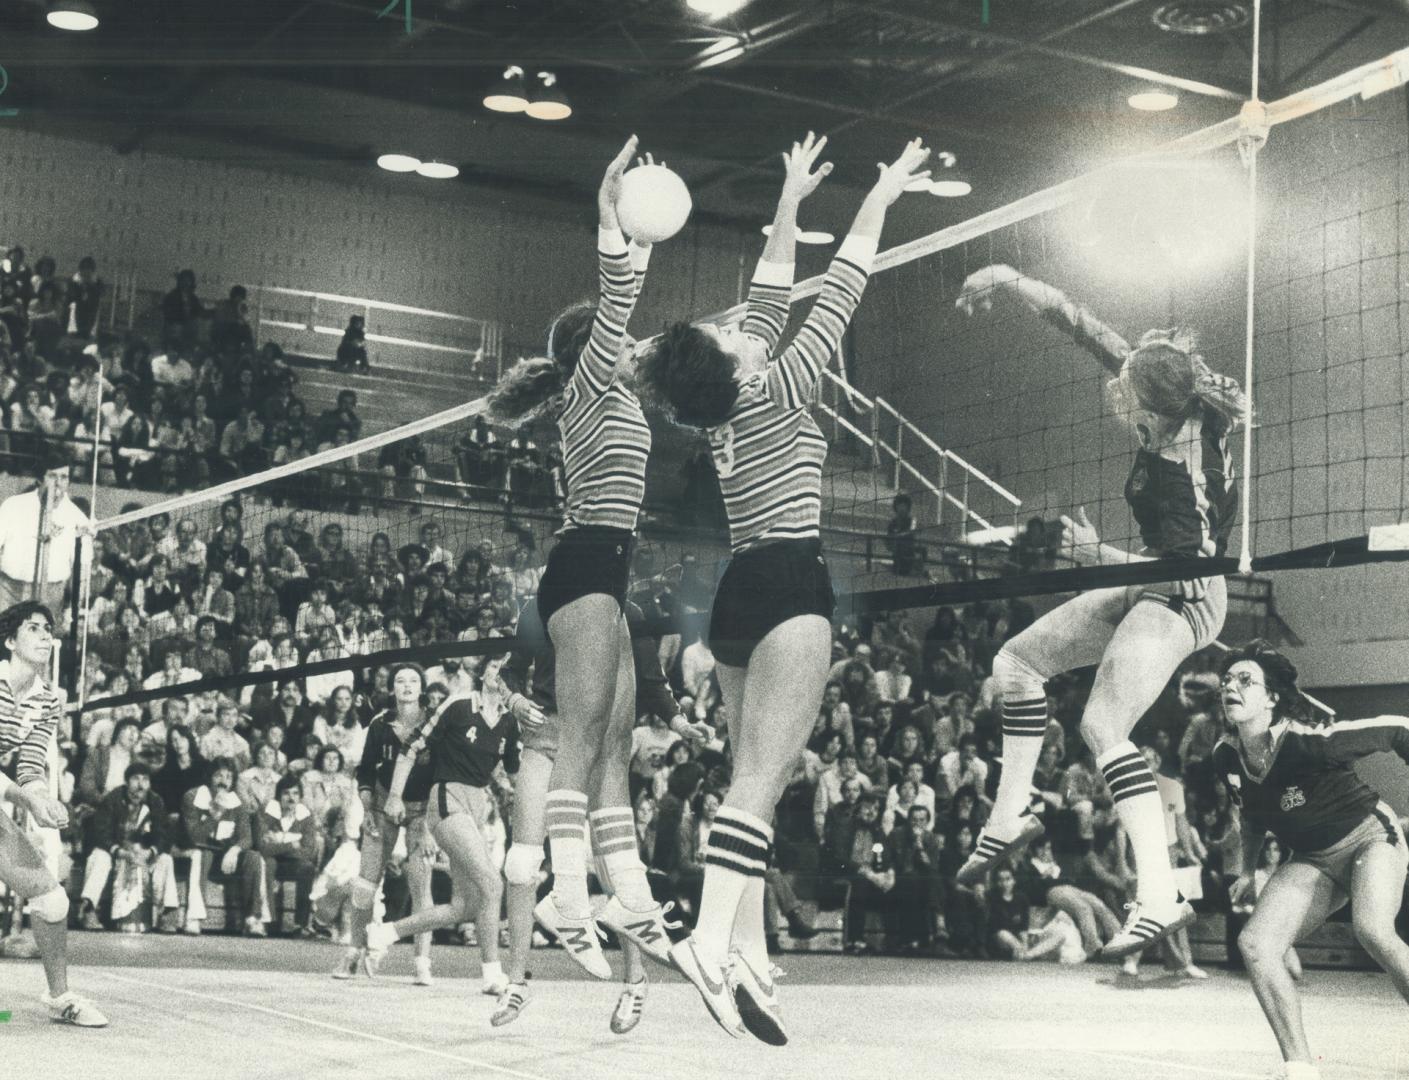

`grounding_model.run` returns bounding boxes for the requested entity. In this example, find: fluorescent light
[695,35,747,68]
[1129,89,1179,111]
[760,225,835,245]
[929,179,972,197]
[688,0,749,17]
[47,0,99,31]
[415,161,459,179]
[377,153,421,173]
